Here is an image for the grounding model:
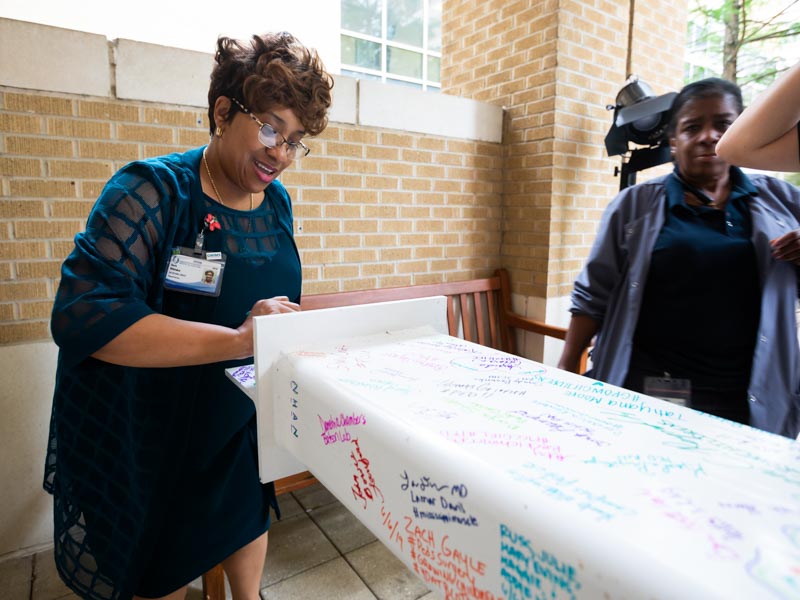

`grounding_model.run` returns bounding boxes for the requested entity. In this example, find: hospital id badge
[643,375,691,407]
[163,247,226,297]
